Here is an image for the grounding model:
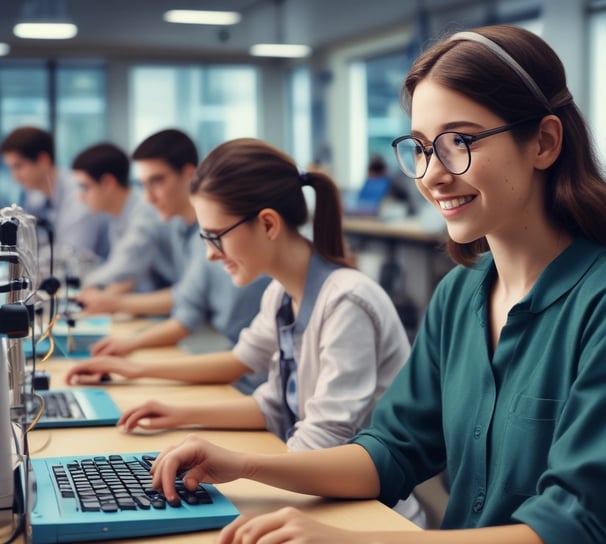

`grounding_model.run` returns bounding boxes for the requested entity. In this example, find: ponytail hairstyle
[190,138,351,267]
[403,25,606,266]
